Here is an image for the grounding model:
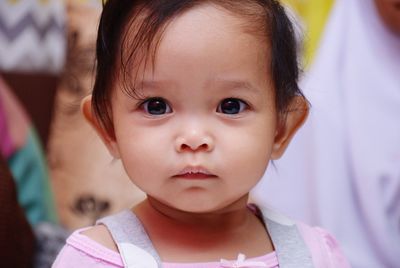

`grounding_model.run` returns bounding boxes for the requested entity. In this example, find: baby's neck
[132,197,273,262]
[136,196,251,230]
